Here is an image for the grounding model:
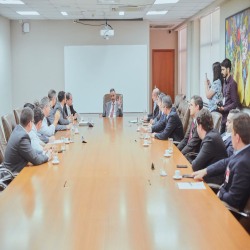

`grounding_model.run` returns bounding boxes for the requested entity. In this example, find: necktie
[110,103,115,117]
[188,121,195,142]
